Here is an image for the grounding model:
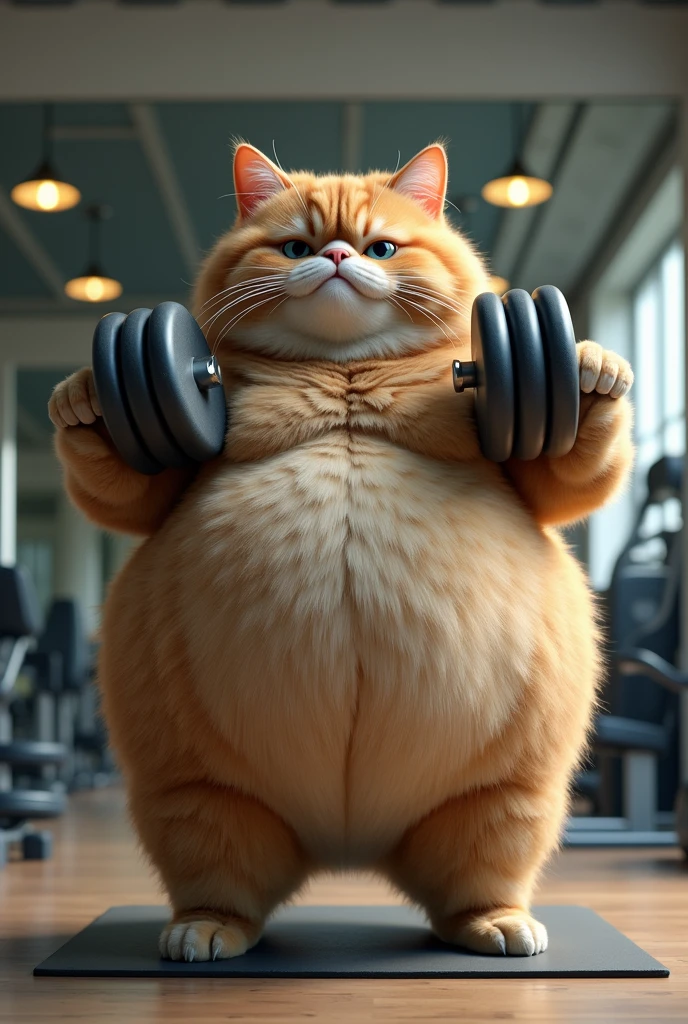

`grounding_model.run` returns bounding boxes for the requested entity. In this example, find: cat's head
[194,142,488,362]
